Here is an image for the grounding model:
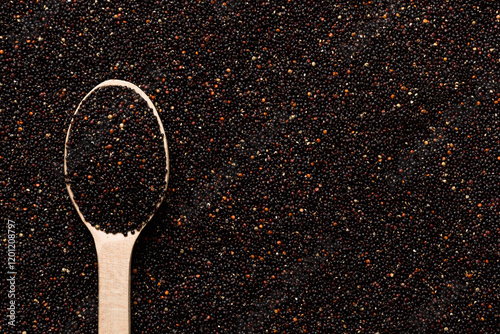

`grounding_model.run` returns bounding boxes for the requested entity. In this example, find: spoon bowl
[64,79,169,333]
